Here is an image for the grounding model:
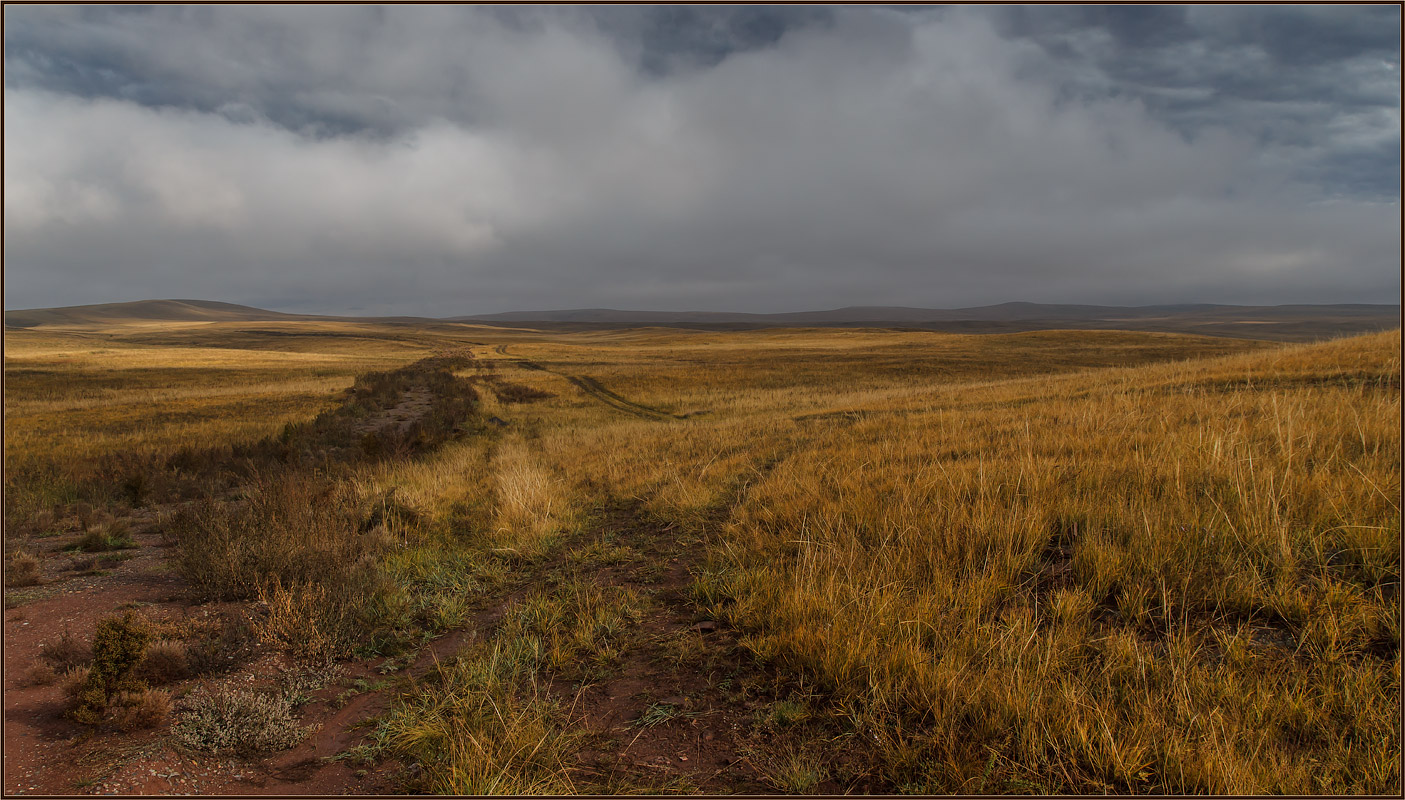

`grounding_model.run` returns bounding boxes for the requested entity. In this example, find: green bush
[69,613,149,724]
